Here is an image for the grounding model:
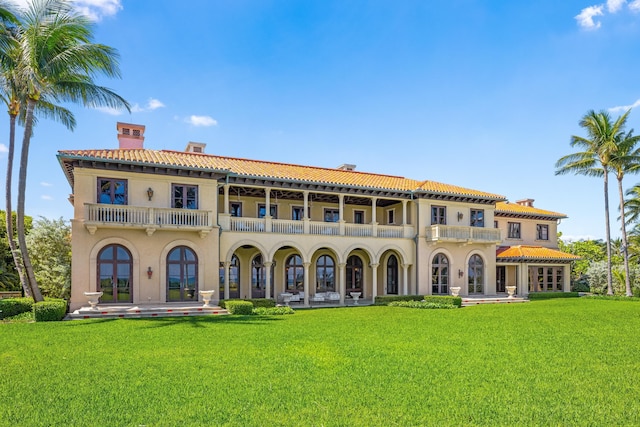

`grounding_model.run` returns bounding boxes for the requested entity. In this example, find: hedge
[528,292,580,300]
[388,300,458,309]
[224,300,254,315]
[374,295,462,307]
[0,298,34,319]
[220,298,276,309]
[33,299,67,322]
[253,306,295,315]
